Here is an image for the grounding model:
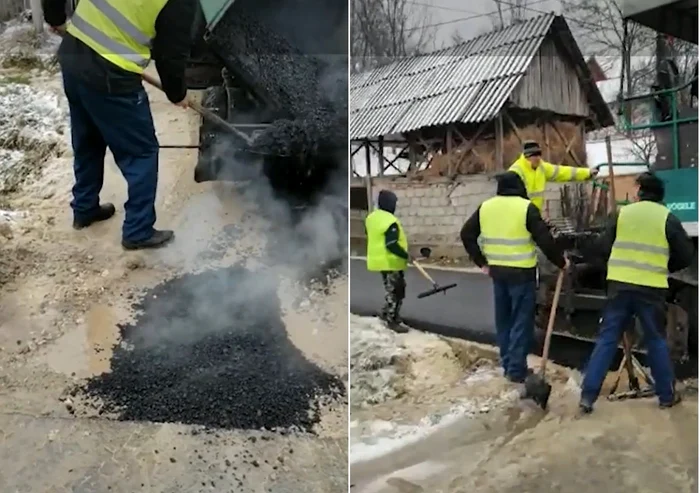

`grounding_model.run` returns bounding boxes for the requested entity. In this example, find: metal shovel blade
[524,373,552,410]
